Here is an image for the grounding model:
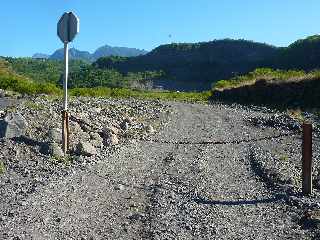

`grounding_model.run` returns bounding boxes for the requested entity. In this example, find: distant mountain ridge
[49,48,93,61]
[32,45,148,61]
[93,45,148,59]
[32,53,50,59]
[94,39,279,90]
[29,35,320,91]
[94,35,320,91]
